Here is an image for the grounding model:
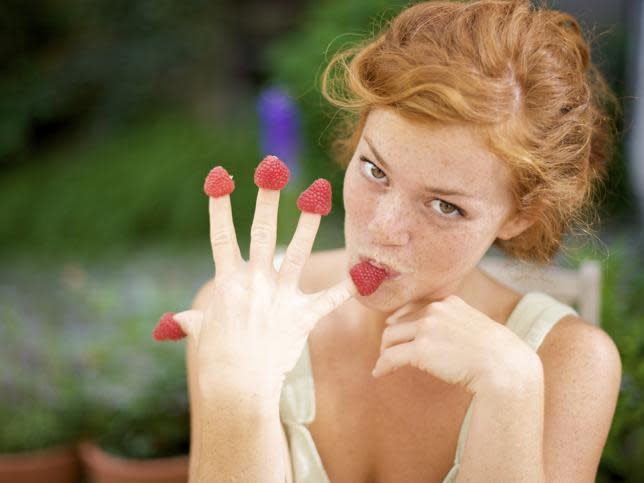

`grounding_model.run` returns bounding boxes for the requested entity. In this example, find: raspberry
[204,166,235,198]
[152,312,186,341]
[254,155,290,190]
[349,261,388,296]
[296,179,332,215]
